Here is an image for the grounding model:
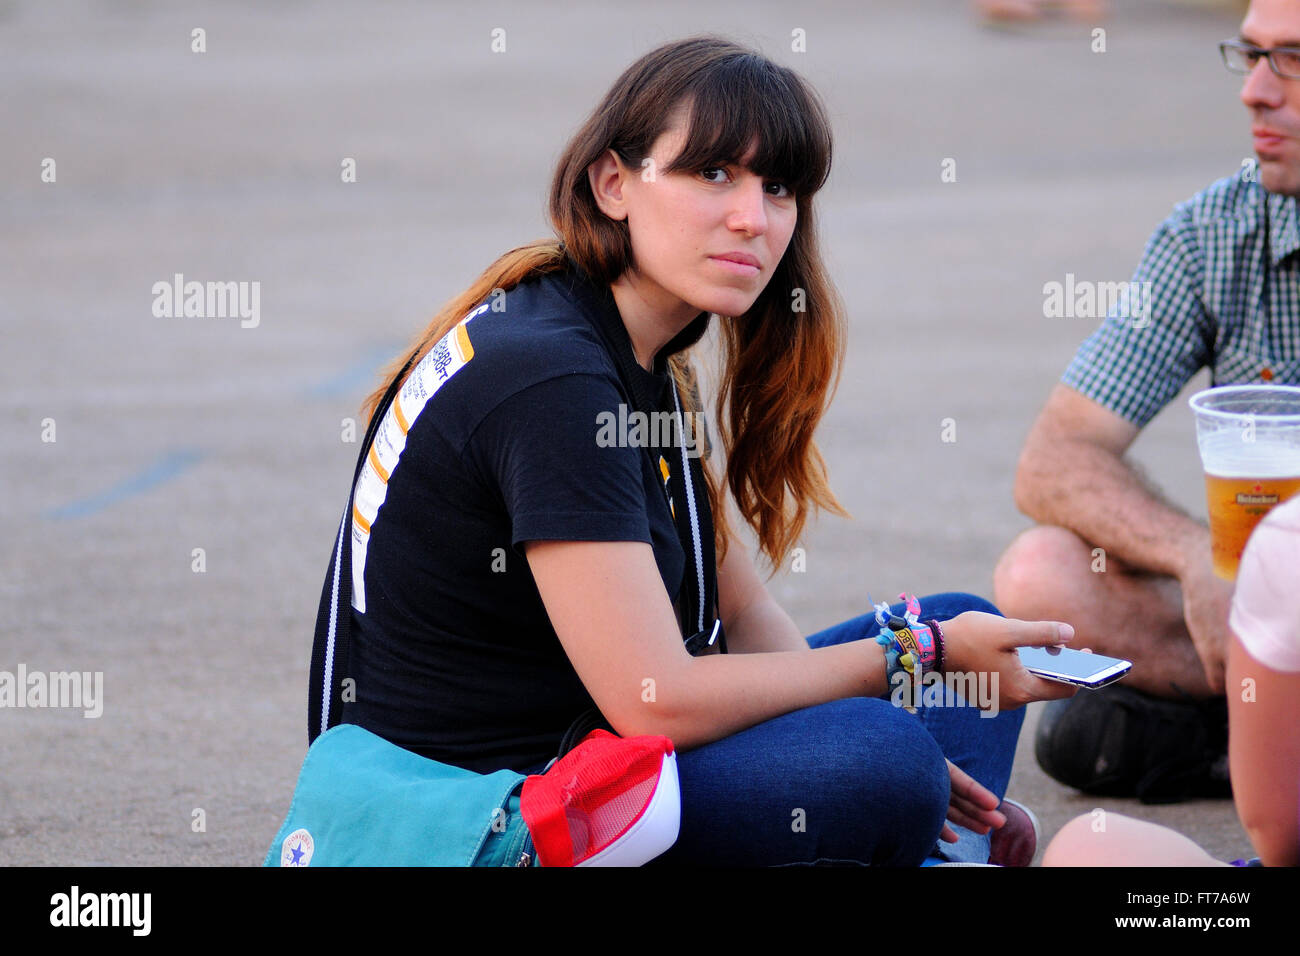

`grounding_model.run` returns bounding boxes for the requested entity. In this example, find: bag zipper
[516,830,535,867]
